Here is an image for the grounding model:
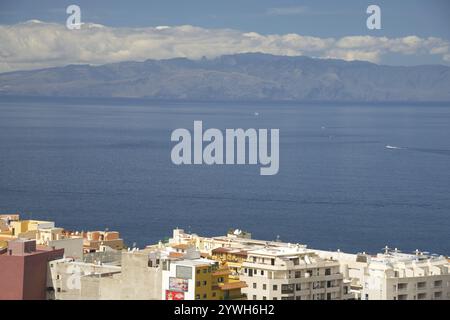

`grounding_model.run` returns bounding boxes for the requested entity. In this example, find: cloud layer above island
[1,20,450,73]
